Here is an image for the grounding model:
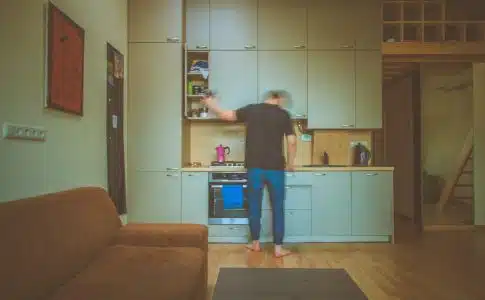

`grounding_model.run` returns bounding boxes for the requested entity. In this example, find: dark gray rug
[212,268,368,300]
